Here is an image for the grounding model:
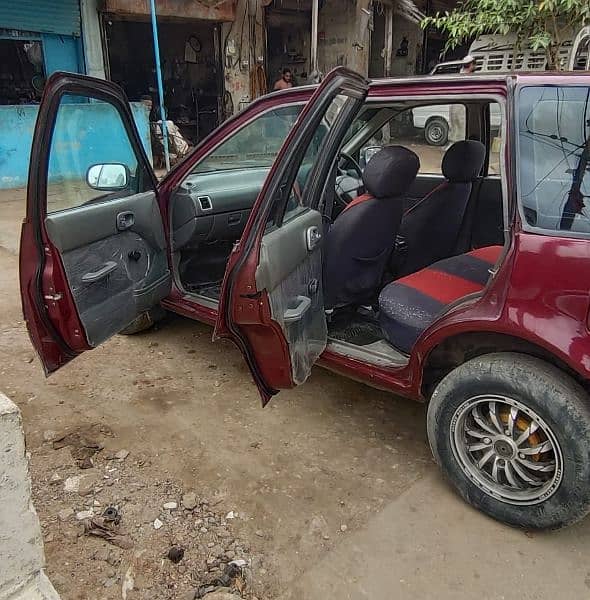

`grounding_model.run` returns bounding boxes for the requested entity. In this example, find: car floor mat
[328,310,384,346]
